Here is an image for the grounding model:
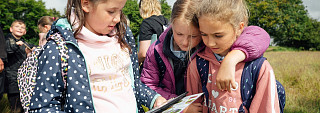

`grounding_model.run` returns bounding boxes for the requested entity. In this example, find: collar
[214,53,225,62]
[76,26,117,44]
